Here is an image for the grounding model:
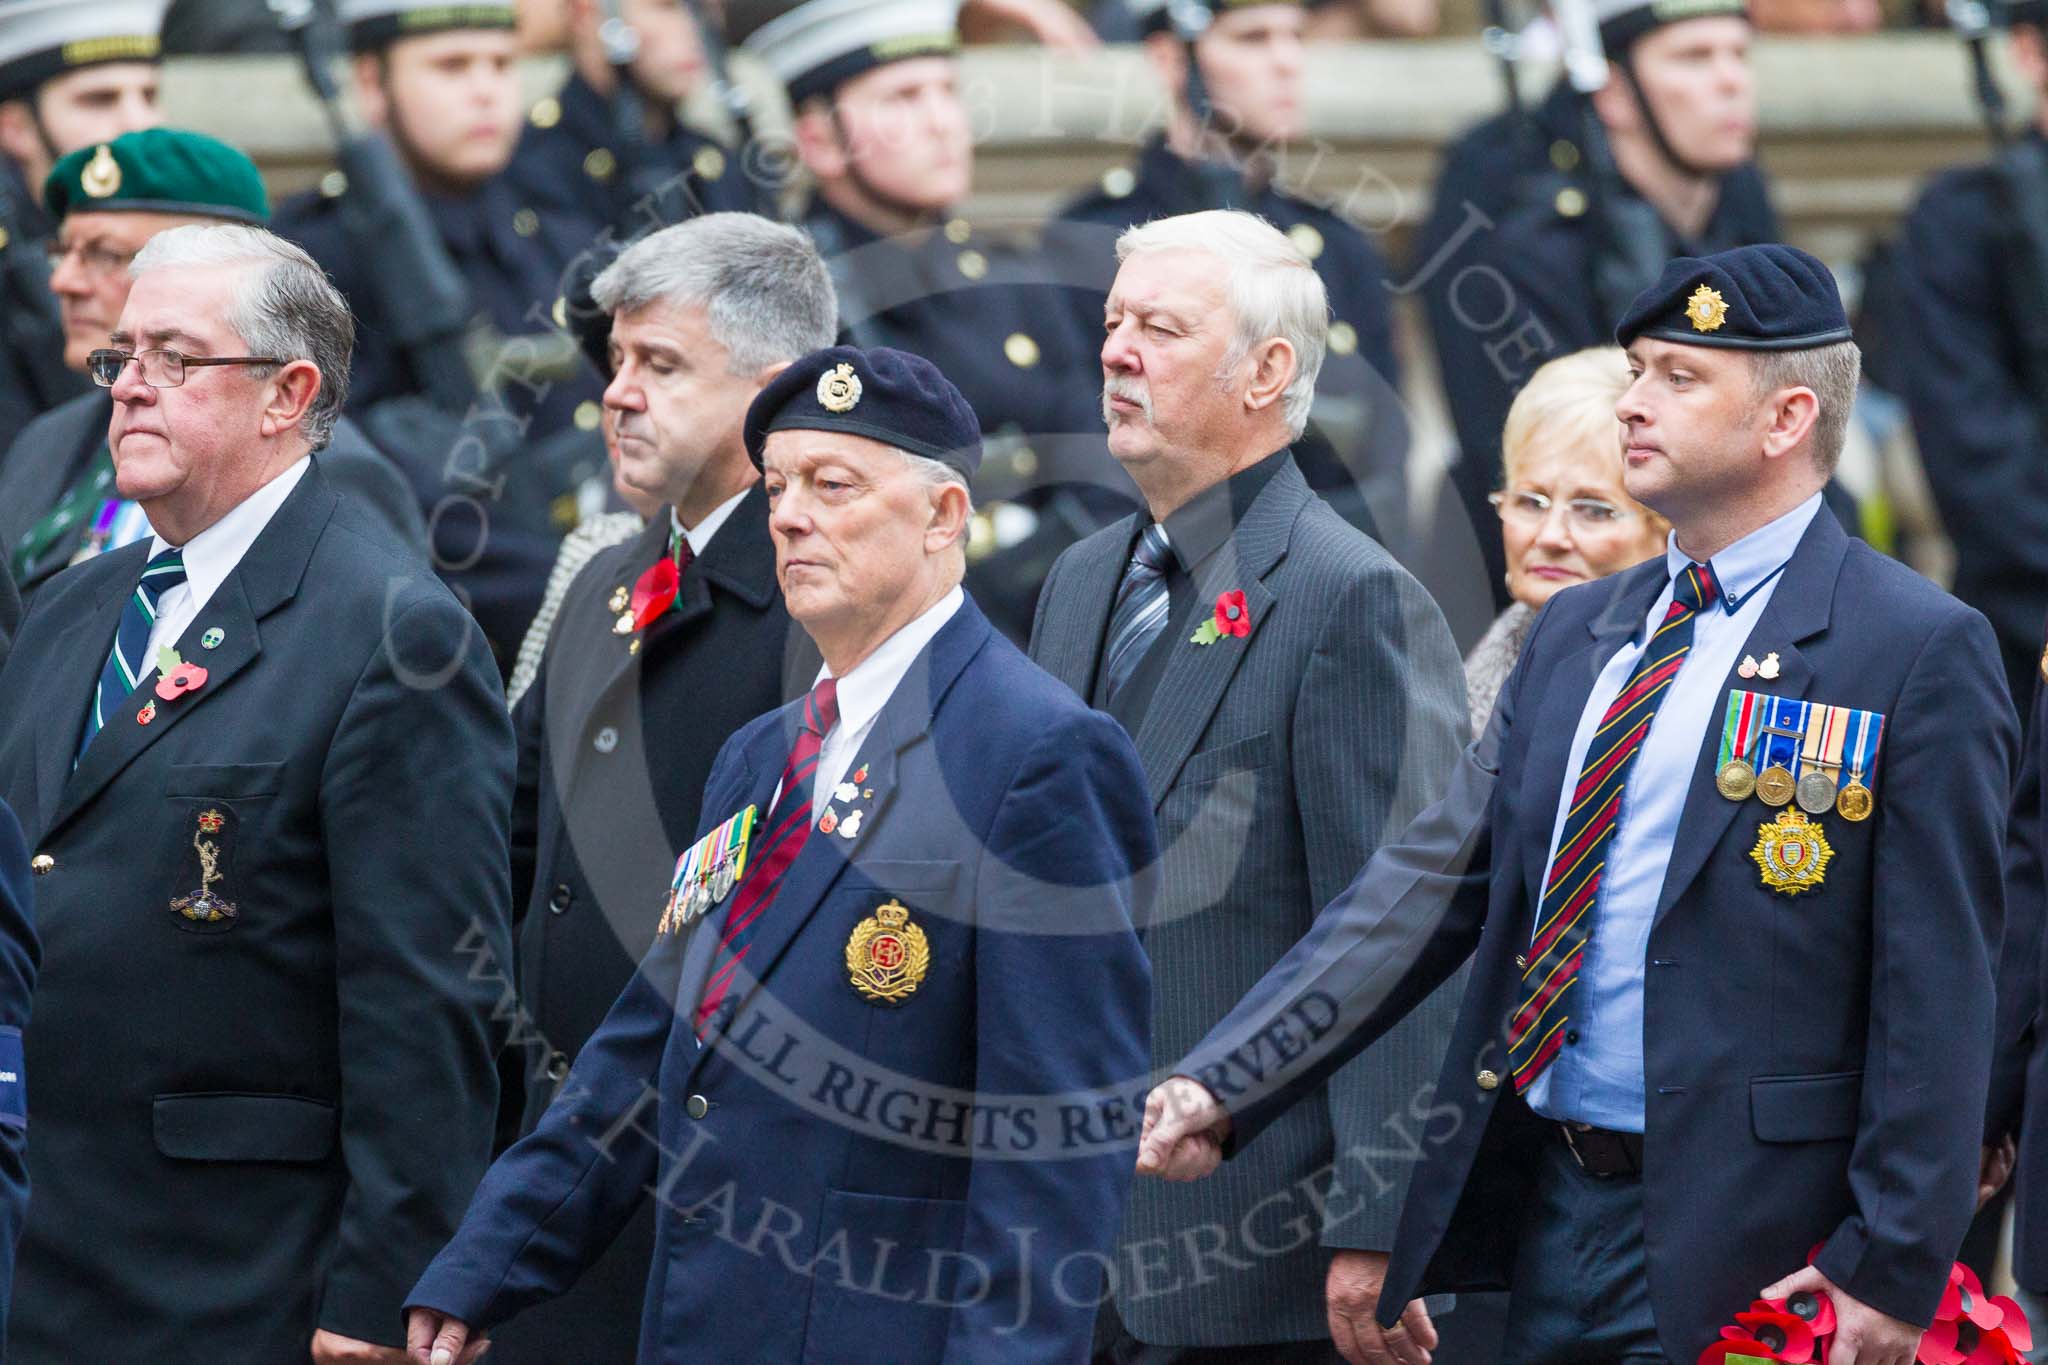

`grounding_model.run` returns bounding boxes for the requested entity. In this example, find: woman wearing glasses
[1466,347,1670,737]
